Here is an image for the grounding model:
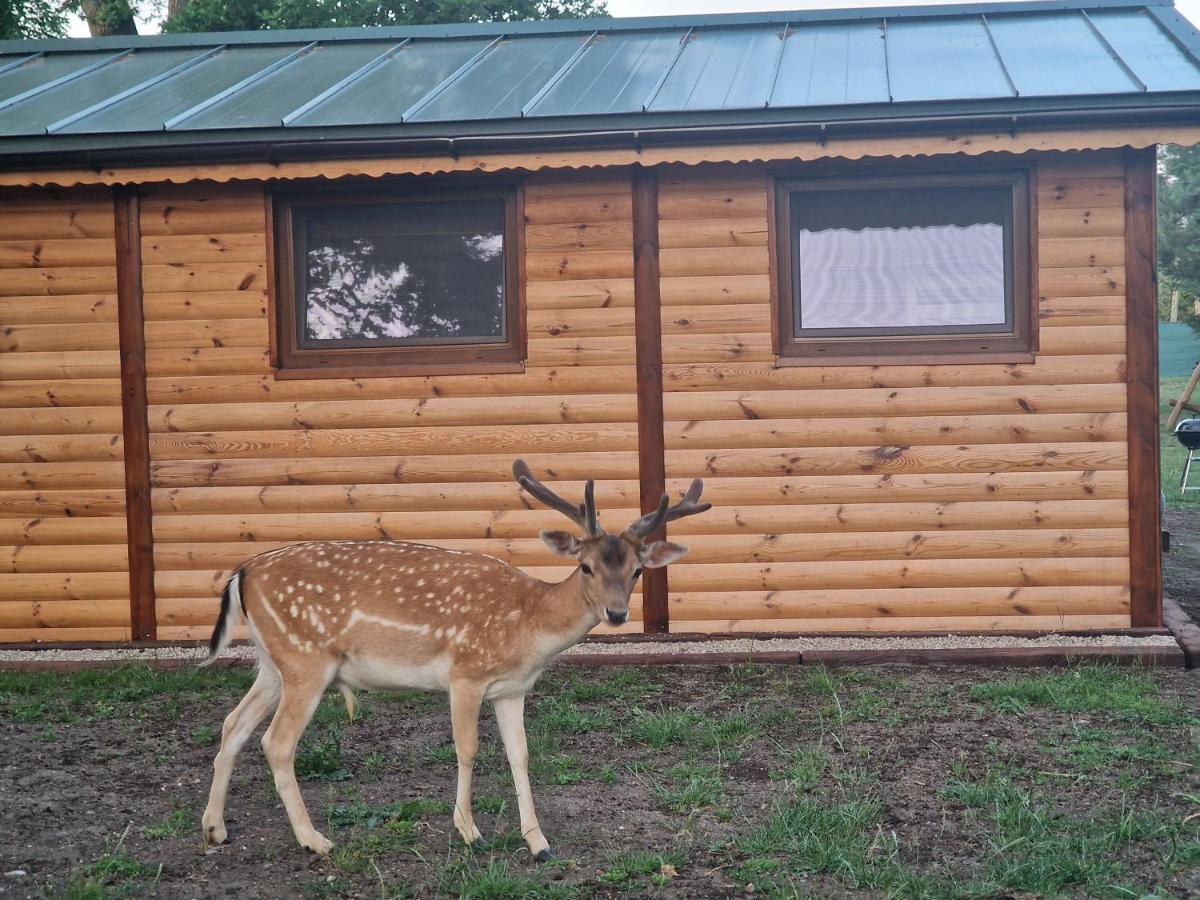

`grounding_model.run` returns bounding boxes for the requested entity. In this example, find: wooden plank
[658,218,769,249]
[1162,596,1200,668]
[0,353,121,382]
[0,461,126,489]
[804,644,1178,666]
[0,266,118,296]
[114,185,156,642]
[525,277,635,310]
[141,262,266,293]
[138,198,265,237]
[1037,206,1125,238]
[1124,147,1163,628]
[0,515,128,544]
[632,166,669,635]
[147,423,639,459]
[669,585,1131,619]
[1039,295,1125,326]
[143,318,267,349]
[525,249,633,282]
[660,274,769,306]
[665,557,1129,591]
[0,406,123,435]
[147,394,639,432]
[666,471,1128,504]
[0,544,129,572]
[0,238,116,269]
[150,451,641,487]
[145,366,638,404]
[667,614,1133,633]
[523,192,633,226]
[665,442,1127,478]
[664,412,1126,448]
[1037,176,1124,210]
[142,290,267,321]
[1038,236,1125,268]
[524,221,633,252]
[662,355,1126,391]
[0,489,124,517]
[140,233,266,264]
[0,294,117,325]
[0,207,114,240]
[0,323,119,353]
[1038,266,1124,297]
[659,246,769,278]
[663,384,1126,420]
